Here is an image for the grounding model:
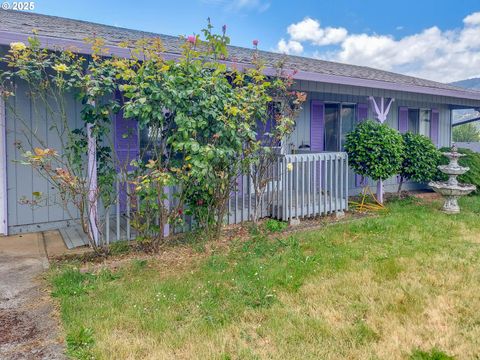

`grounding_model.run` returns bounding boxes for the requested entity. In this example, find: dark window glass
[340,105,355,150]
[324,104,340,151]
[408,109,419,134]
